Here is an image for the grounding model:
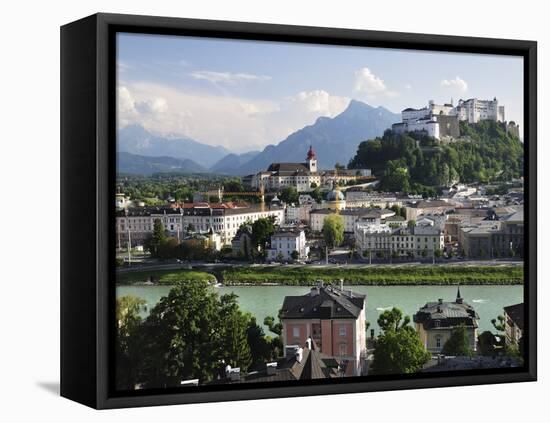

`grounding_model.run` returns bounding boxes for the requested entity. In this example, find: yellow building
[413,287,479,354]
